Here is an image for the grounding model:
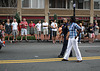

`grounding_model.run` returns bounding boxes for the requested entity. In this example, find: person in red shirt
[29,21,35,36]
[20,18,28,41]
